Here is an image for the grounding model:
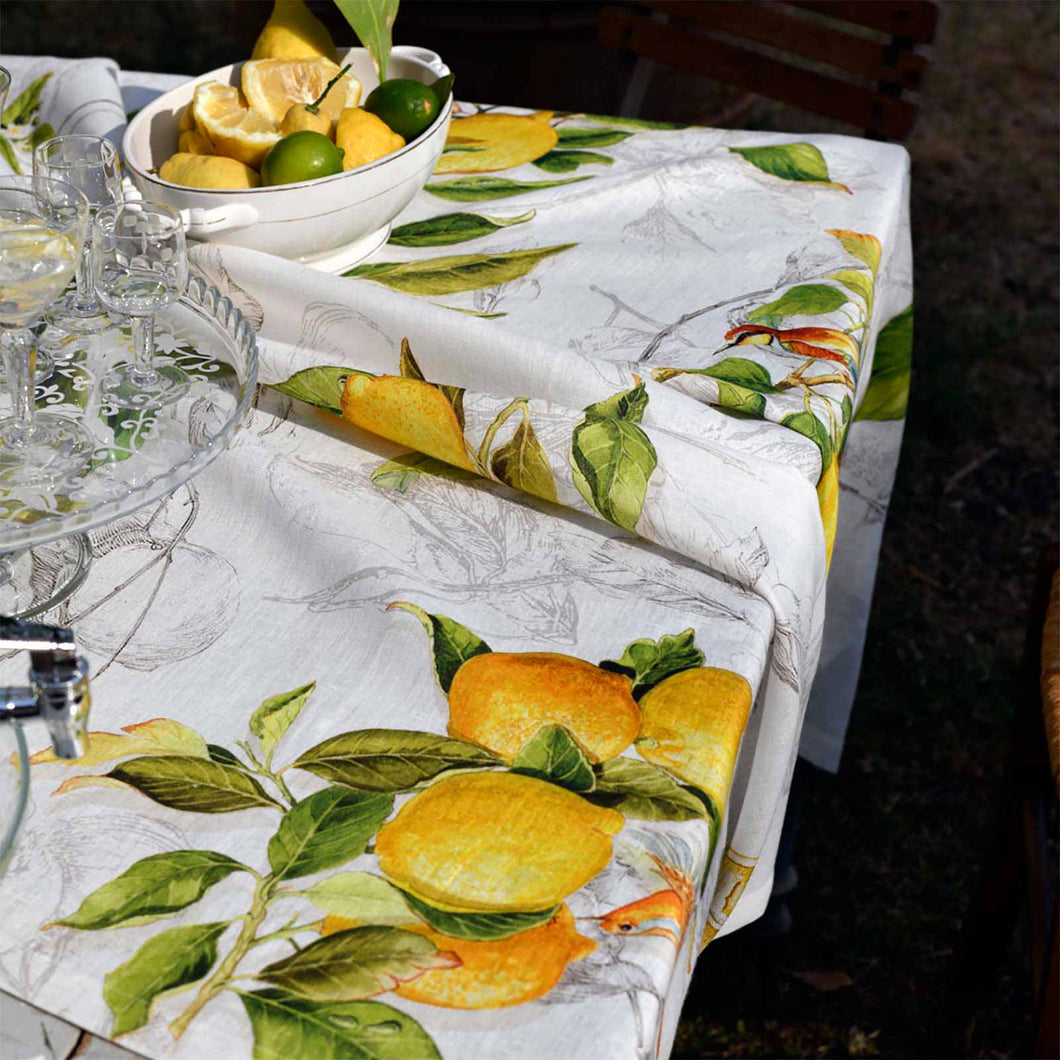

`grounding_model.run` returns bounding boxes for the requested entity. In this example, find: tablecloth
[0,56,912,1060]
